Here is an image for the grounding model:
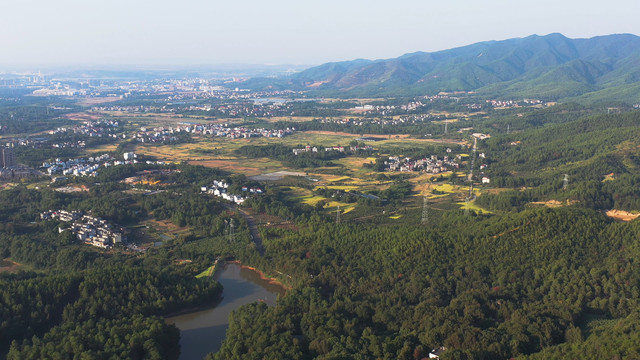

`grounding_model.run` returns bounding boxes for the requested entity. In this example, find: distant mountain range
[244,33,640,101]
